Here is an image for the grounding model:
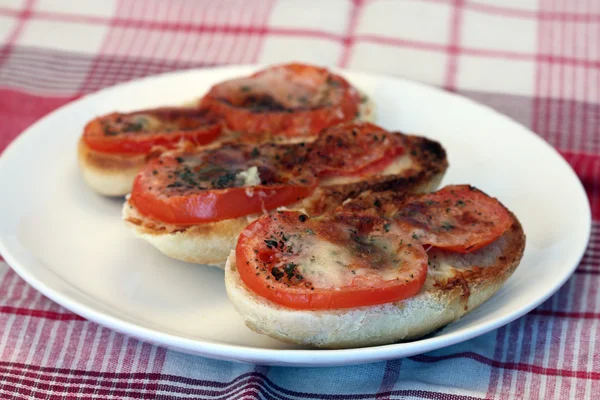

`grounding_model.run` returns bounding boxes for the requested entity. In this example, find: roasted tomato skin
[308,122,404,177]
[338,185,514,254]
[129,145,318,225]
[236,211,428,310]
[393,185,514,253]
[83,107,222,155]
[199,63,361,137]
